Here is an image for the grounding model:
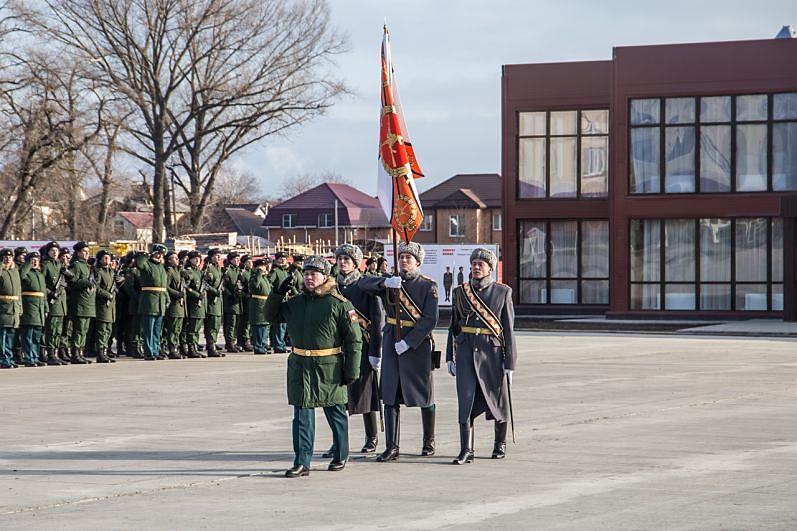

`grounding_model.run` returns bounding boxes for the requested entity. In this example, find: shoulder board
[330,291,349,303]
[421,274,436,283]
